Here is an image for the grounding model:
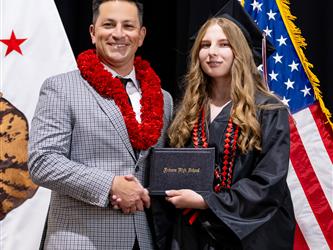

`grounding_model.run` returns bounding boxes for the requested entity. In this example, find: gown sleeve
[201,105,291,241]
